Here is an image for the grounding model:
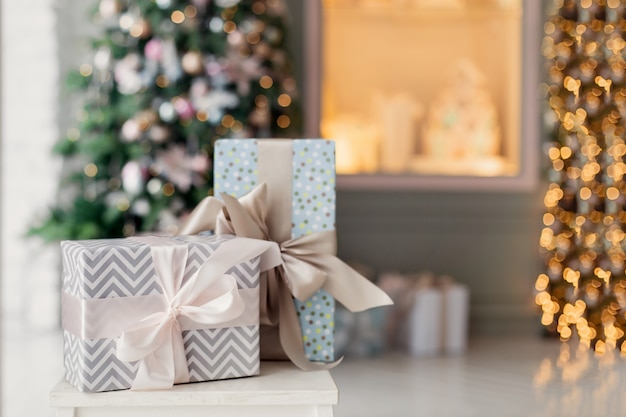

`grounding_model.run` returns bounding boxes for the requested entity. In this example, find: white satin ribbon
[115,236,281,390]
